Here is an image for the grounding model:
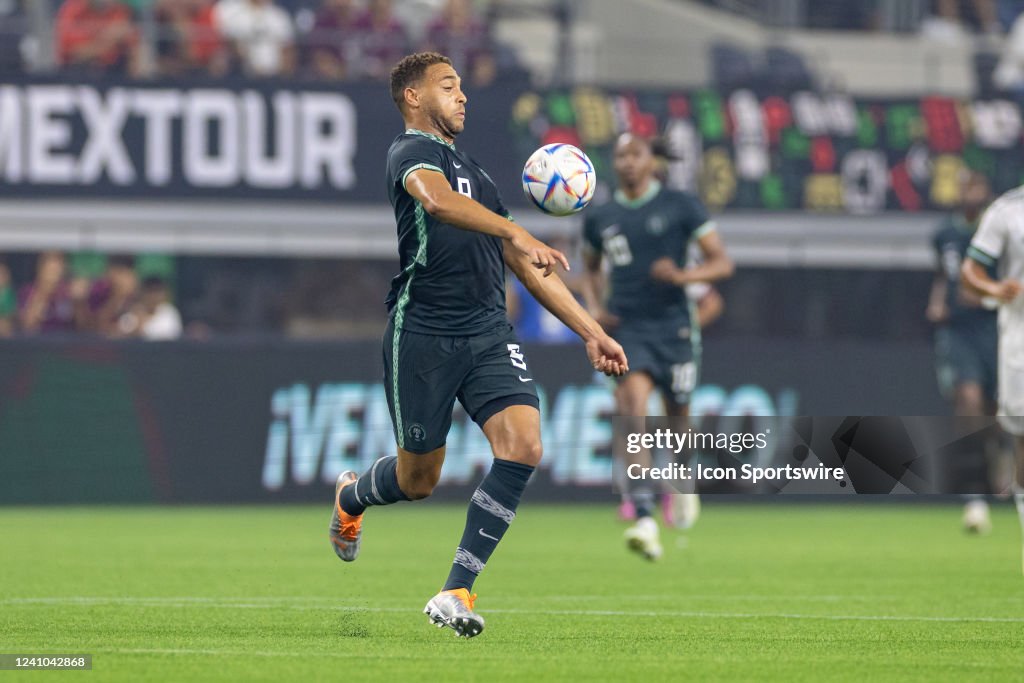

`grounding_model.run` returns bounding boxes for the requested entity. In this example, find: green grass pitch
[1,502,1022,681]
